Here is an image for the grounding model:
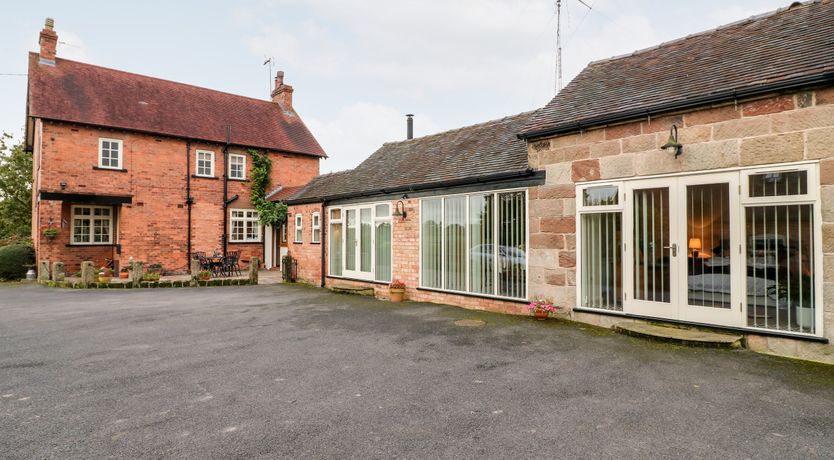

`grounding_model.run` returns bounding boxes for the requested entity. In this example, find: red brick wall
[33,120,320,272]
[288,197,530,316]
[286,203,325,284]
